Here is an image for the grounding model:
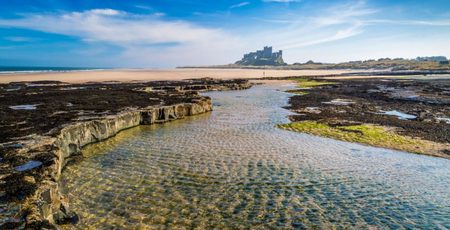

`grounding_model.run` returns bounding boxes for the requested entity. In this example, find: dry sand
[0,68,357,84]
